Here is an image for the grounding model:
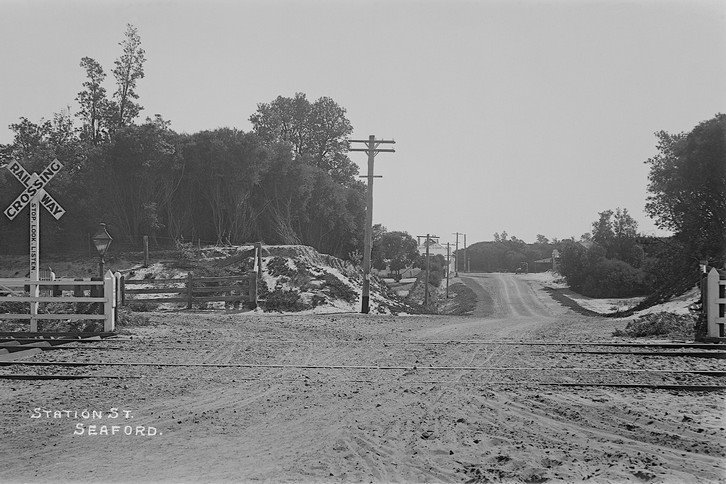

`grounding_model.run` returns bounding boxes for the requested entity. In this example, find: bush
[580,258,647,298]
[559,240,649,298]
[174,240,197,260]
[613,312,695,338]
[267,257,298,278]
[264,288,308,312]
[321,274,358,303]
